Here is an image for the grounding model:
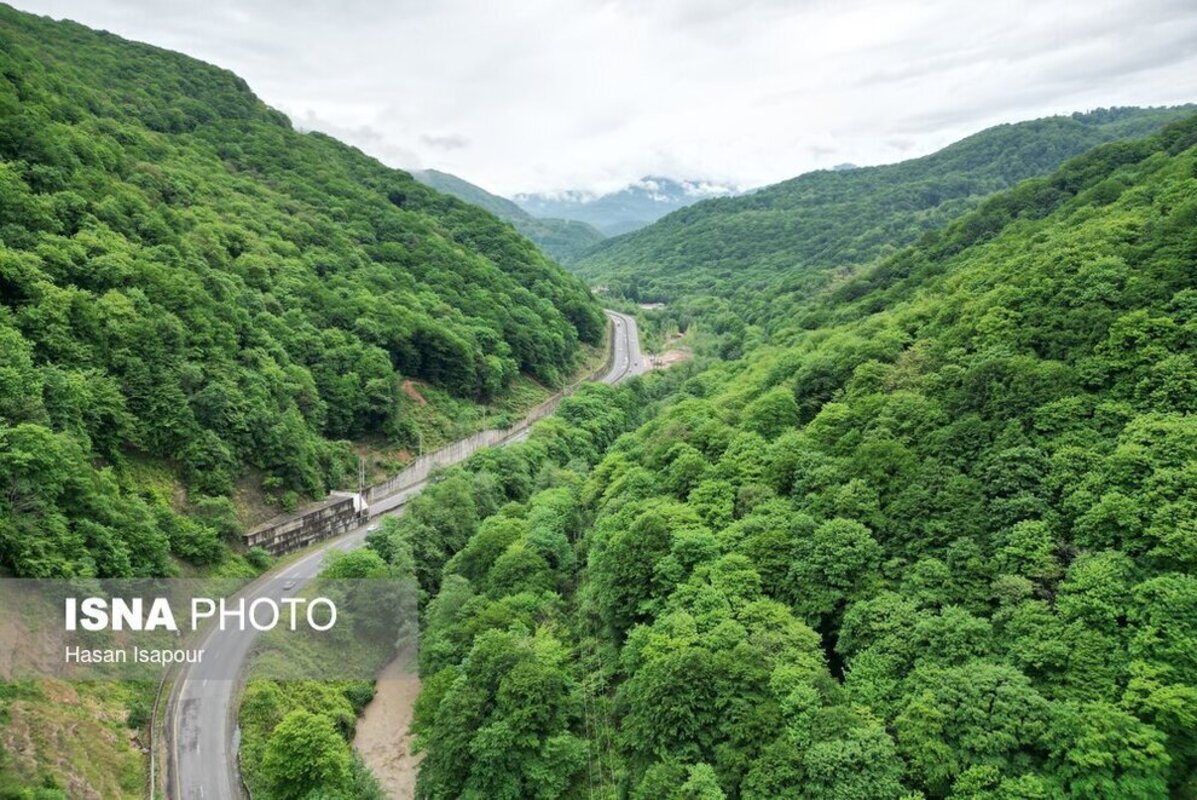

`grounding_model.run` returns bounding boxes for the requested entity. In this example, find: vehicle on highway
[167,309,642,799]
